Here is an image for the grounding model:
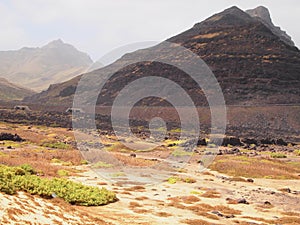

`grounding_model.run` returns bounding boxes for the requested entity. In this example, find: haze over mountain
[0,39,93,91]
[26,6,300,107]
[0,78,35,101]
